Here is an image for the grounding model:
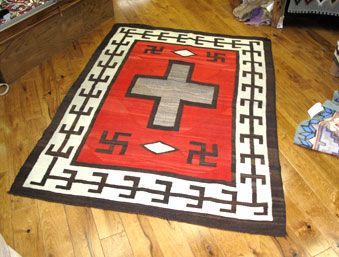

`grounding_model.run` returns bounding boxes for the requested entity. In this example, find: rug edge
[111,23,273,42]
[8,23,125,194]
[9,186,286,236]
[263,39,287,235]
